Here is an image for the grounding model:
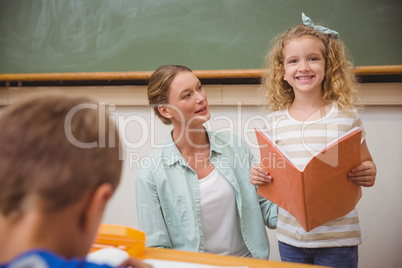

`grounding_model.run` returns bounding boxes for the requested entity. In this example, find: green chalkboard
[0,0,401,74]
